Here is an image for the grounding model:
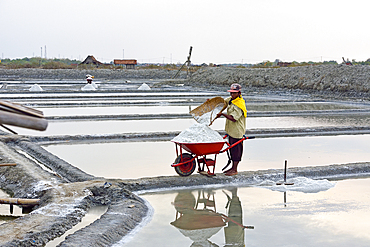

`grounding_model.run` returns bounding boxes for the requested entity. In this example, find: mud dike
[0,69,370,246]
